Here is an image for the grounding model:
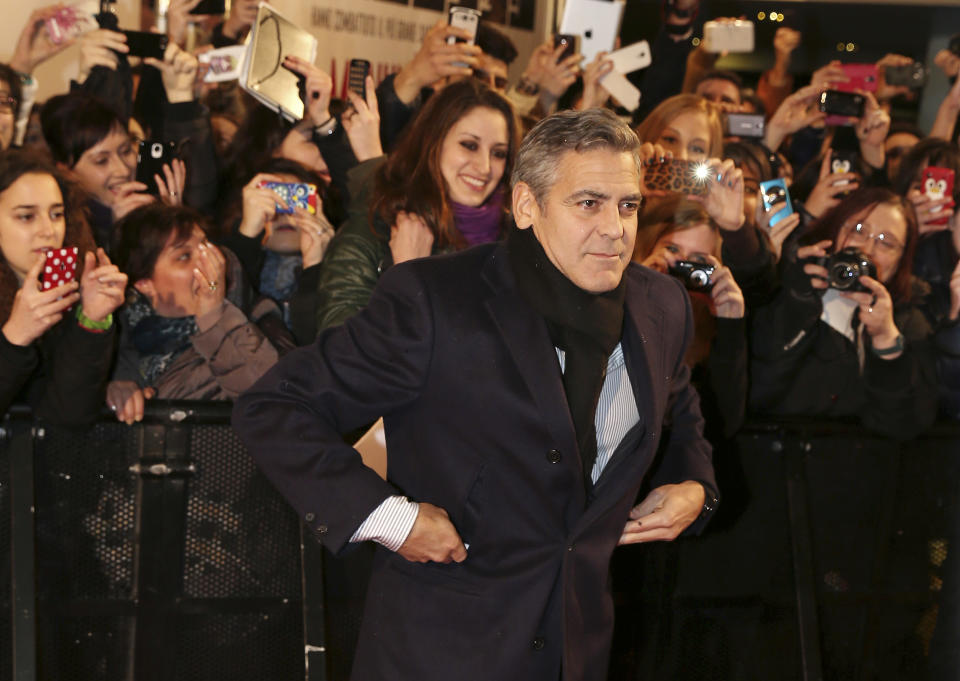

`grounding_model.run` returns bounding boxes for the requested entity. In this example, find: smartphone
[644,159,711,197]
[726,113,764,138]
[702,20,754,54]
[348,59,370,100]
[819,90,865,118]
[123,30,168,60]
[447,6,481,45]
[885,62,927,89]
[554,34,579,61]
[605,40,652,73]
[189,0,226,14]
[759,178,793,228]
[45,6,97,45]
[136,140,178,196]
[258,181,318,215]
[829,149,859,192]
[922,166,956,226]
[839,63,878,93]
[41,247,79,291]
